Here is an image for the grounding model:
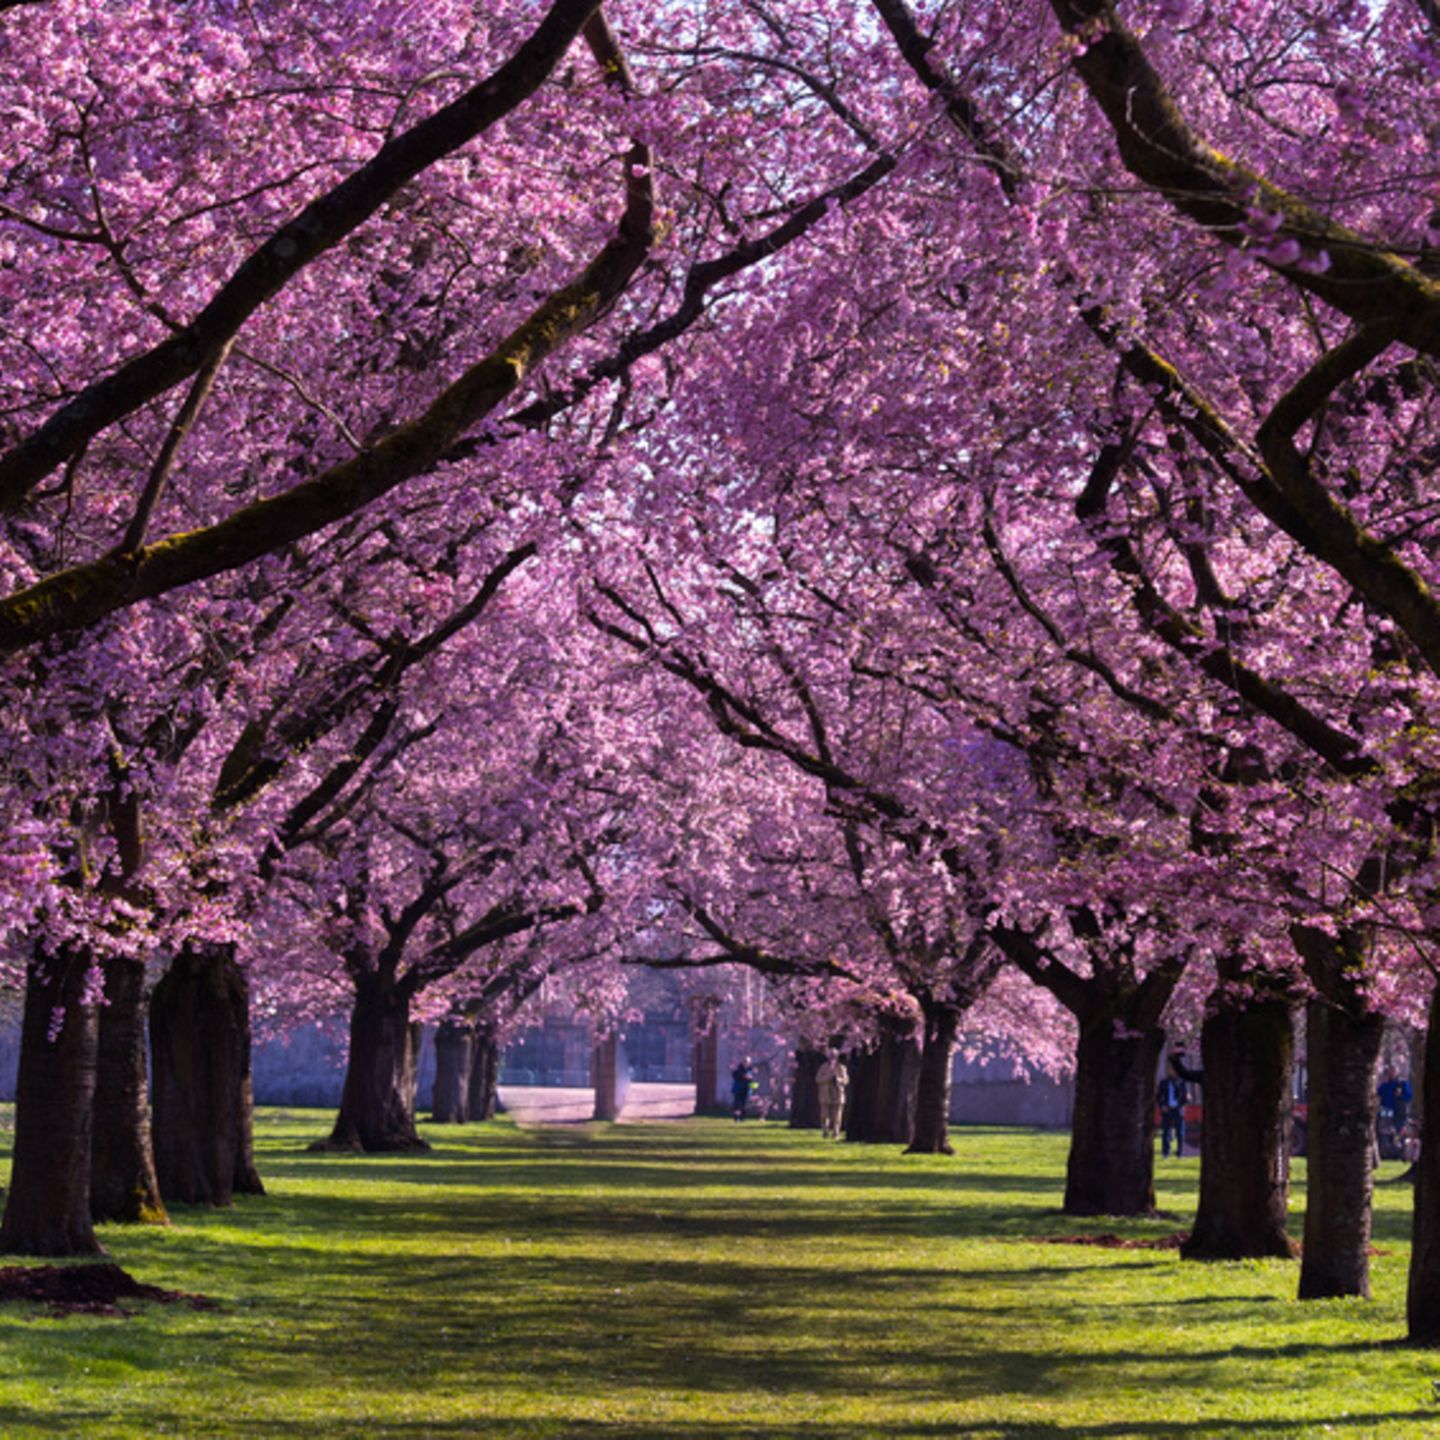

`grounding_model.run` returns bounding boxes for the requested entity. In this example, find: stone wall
[948,1053,1074,1128]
